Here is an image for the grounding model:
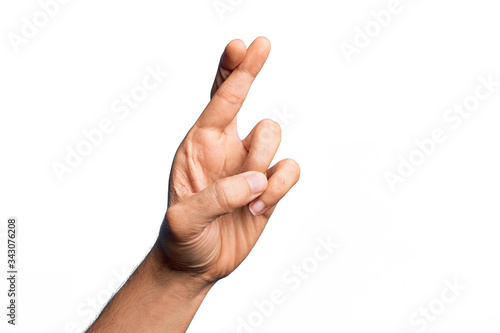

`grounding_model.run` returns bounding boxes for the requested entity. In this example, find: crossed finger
[196,37,271,132]
[210,39,247,99]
